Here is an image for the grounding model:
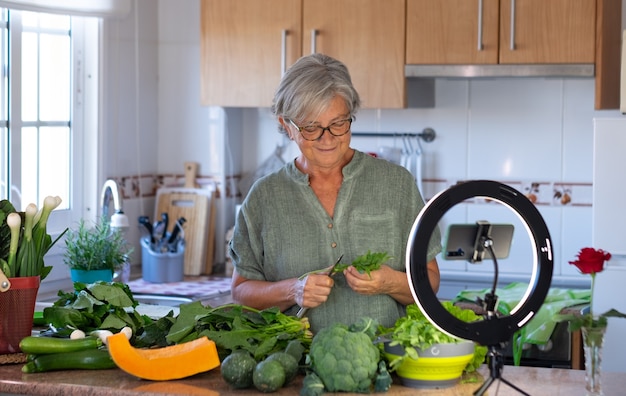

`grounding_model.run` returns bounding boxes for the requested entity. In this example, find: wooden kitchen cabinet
[406,0,501,64]
[302,0,406,109]
[407,0,595,65]
[200,0,302,107]
[498,0,596,64]
[406,0,622,109]
[201,0,406,108]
